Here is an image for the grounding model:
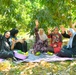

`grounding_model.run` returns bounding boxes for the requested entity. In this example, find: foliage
[0,0,76,35]
[0,60,76,75]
